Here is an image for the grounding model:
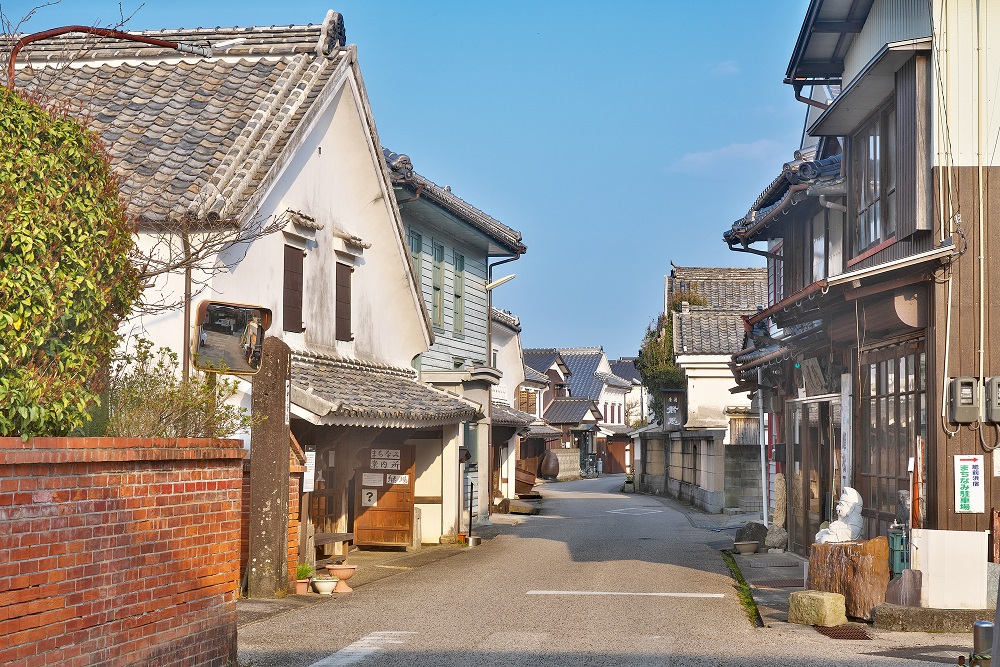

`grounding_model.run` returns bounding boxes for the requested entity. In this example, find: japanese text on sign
[362,473,384,487]
[370,458,401,471]
[955,454,985,513]
[371,448,400,460]
[386,474,409,485]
